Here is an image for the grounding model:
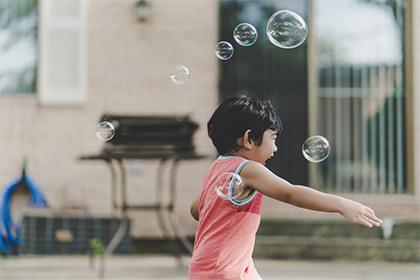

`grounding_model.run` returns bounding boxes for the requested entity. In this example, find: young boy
[188,95,383,280]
